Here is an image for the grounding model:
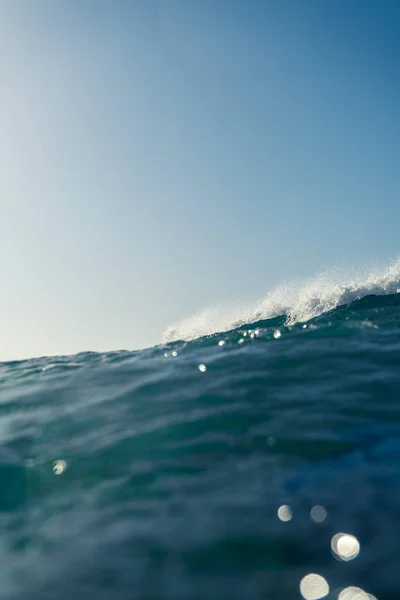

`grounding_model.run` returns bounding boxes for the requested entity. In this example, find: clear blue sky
[0,0,399,360]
